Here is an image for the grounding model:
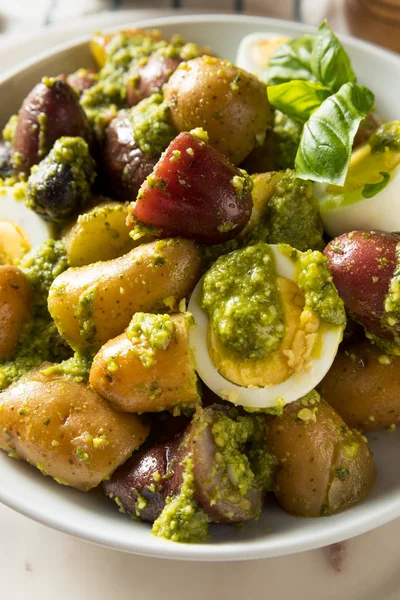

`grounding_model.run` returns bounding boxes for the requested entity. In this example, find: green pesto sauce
[0,240,70,390]
[152,454,209,543]
[202,243,285,359]
[130,93,176,158]
[2,114,18,144]
[26,136,96,221]
[369,121,400,153]
[40,353,92,382]
[259,170,324,252]
[126,312,174,368]
[280,244,346,327]
[384,242,400,319]
[77,284,98,346]
[270,111,303,170]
